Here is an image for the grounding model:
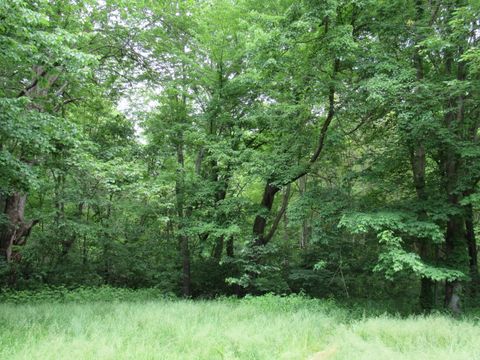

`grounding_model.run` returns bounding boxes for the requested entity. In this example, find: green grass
[0,292,479,359]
